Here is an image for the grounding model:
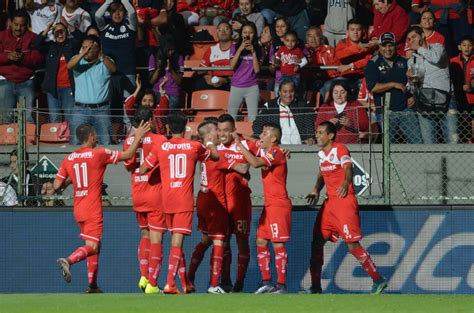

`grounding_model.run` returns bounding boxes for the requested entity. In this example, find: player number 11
[73,162,88,188]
